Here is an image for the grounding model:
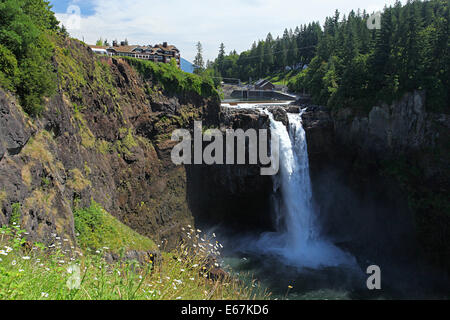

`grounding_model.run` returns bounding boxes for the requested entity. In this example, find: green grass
[266,70,299,86]
[74,201,156,253]
[0,222,269,300]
